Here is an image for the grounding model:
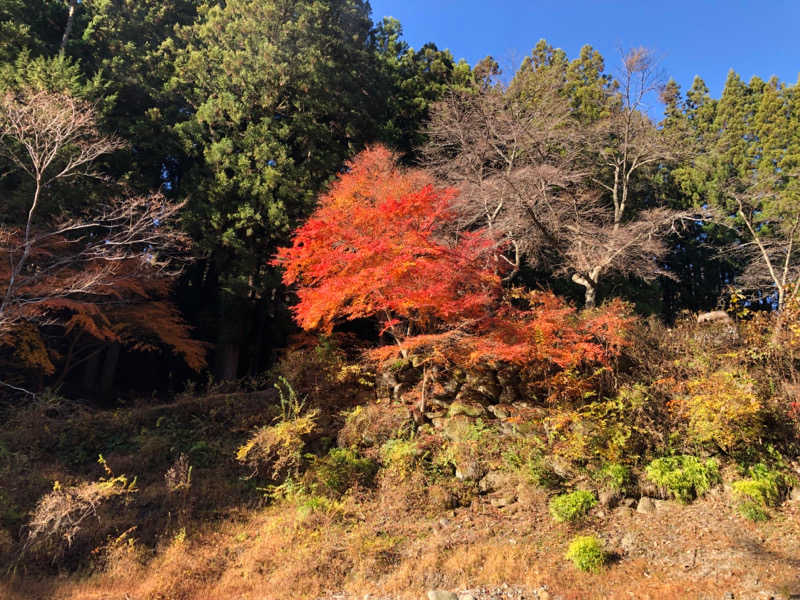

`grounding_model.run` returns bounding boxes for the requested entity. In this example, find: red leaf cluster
[274,145,501,338]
